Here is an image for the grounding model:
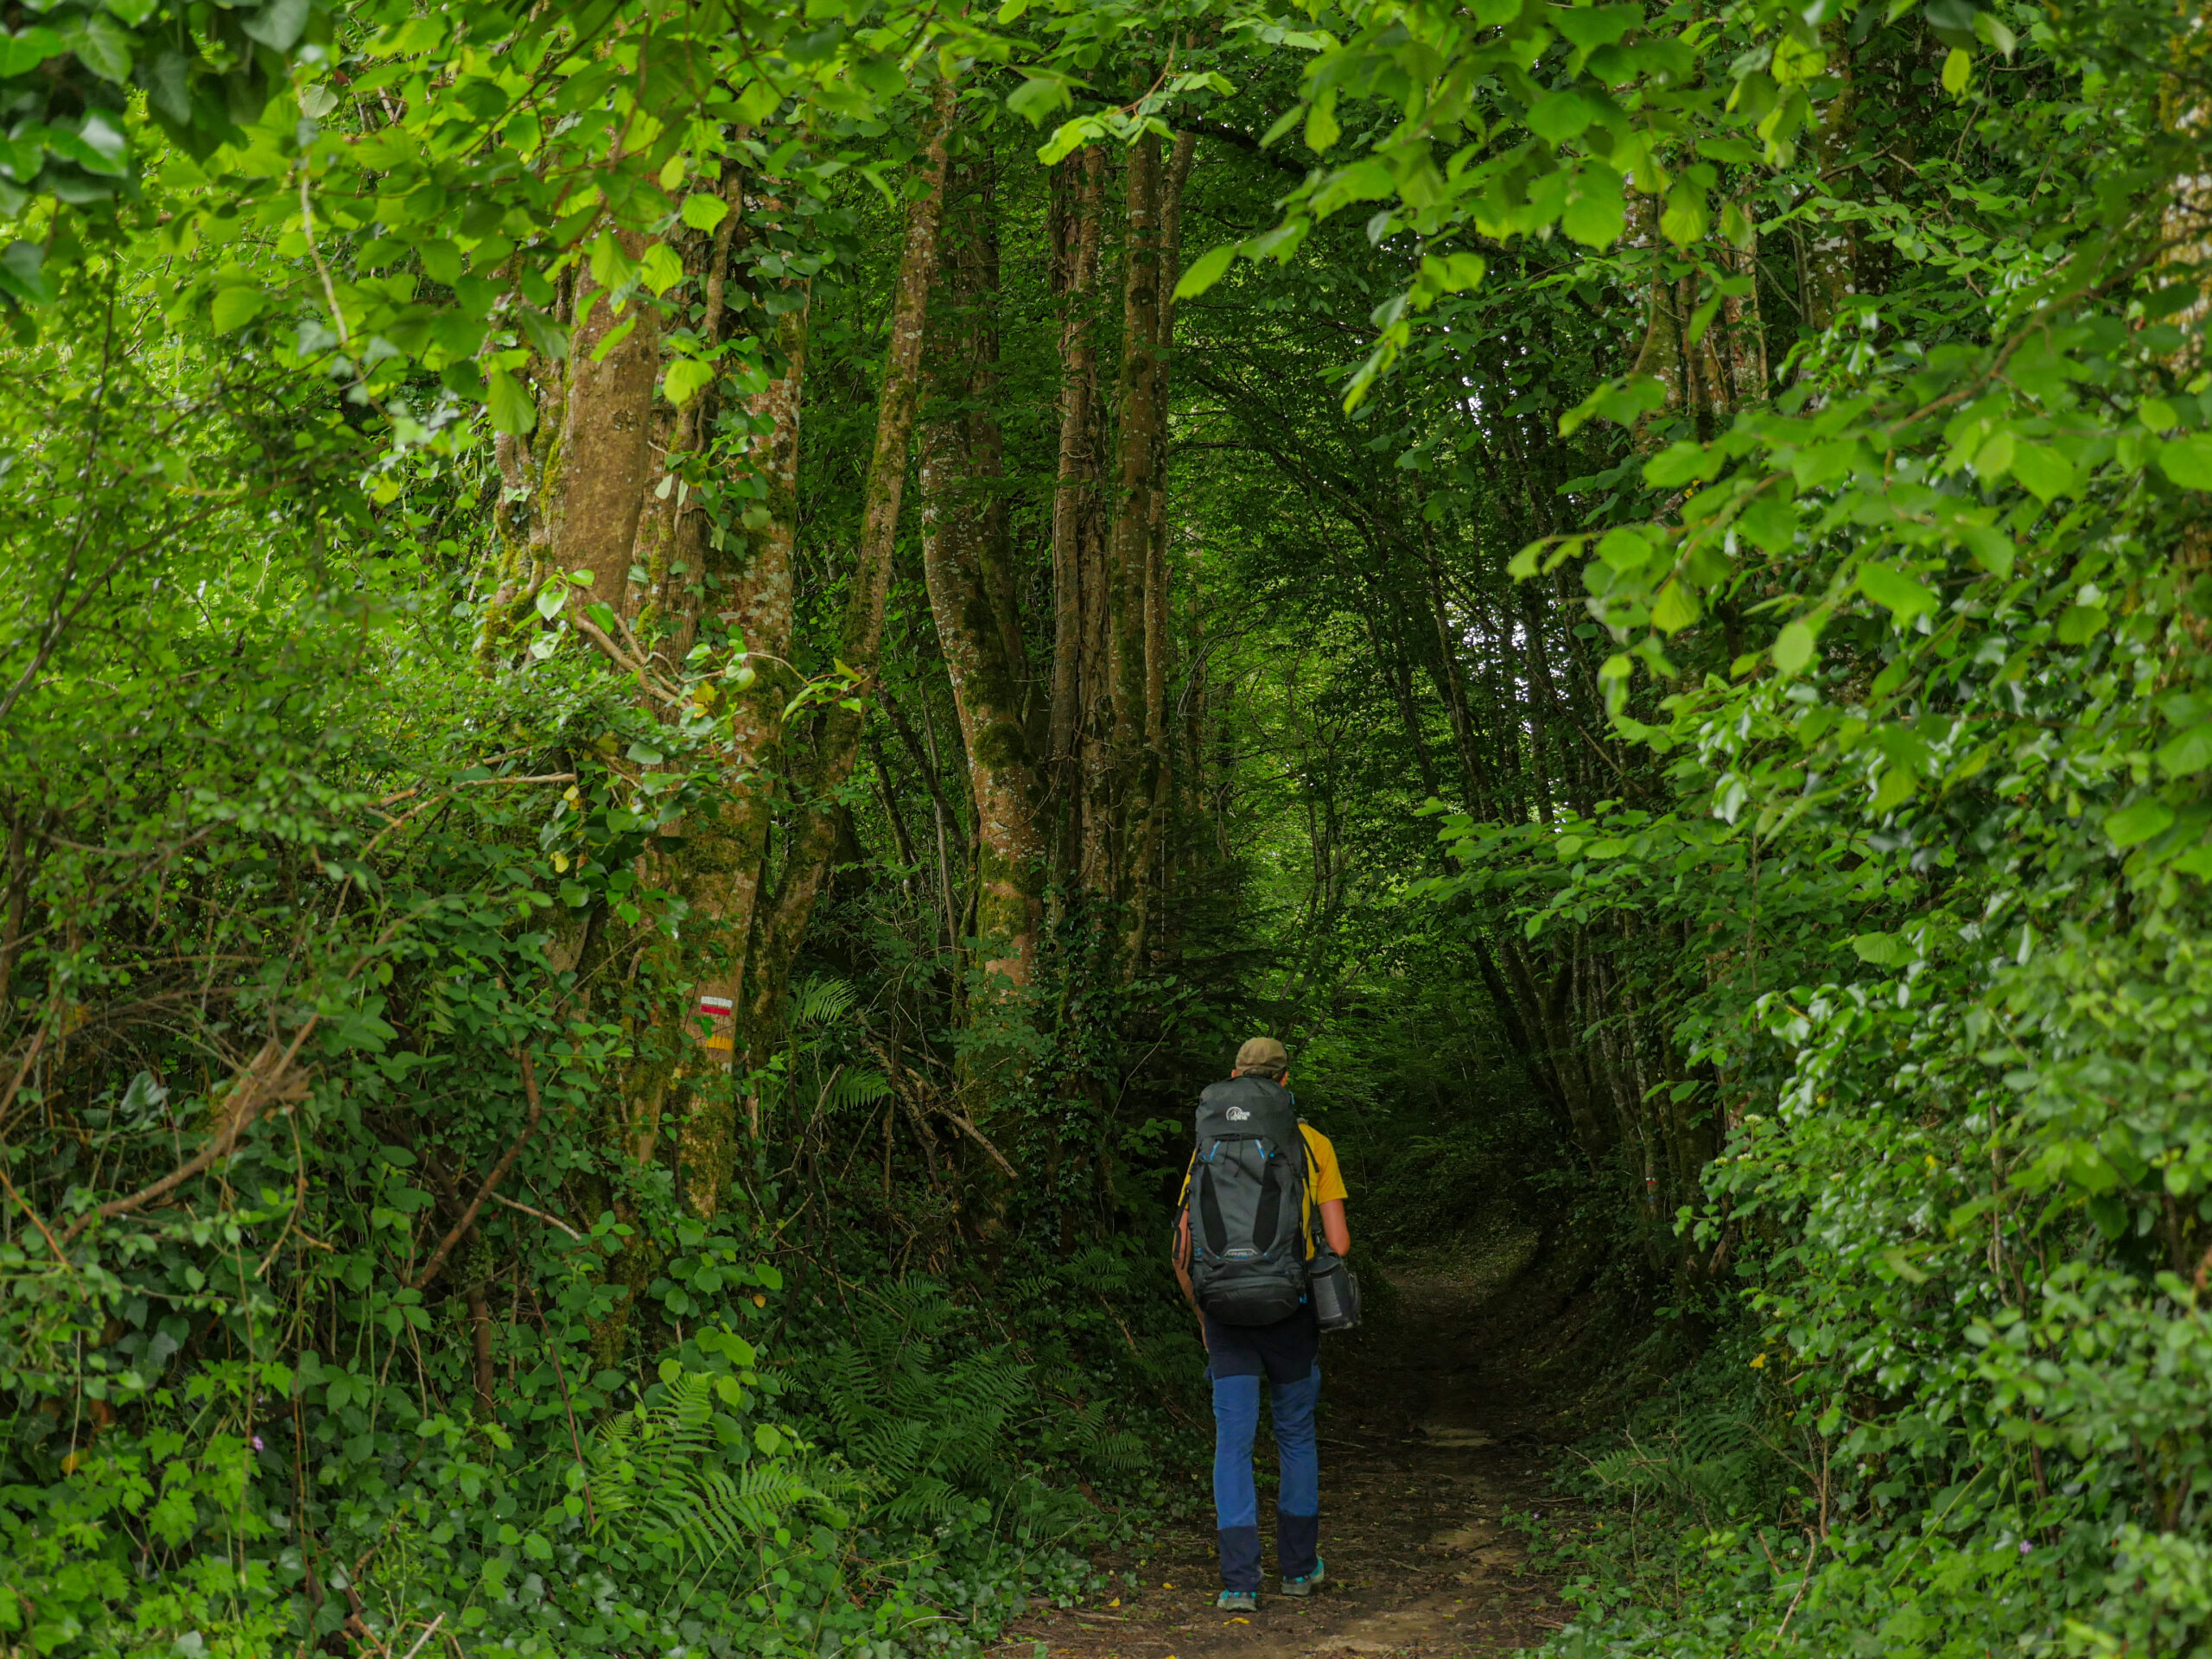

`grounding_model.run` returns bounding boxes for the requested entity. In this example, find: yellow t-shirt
[1180,1121,1348,1260]
[1300,1124,1348,1259]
